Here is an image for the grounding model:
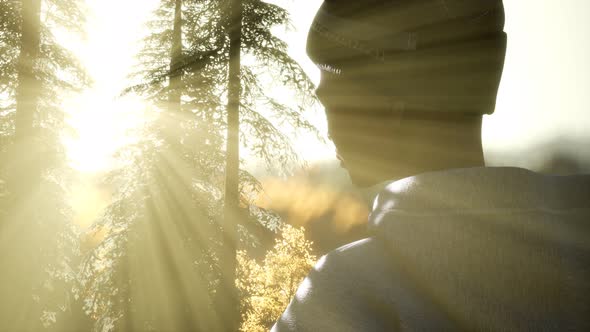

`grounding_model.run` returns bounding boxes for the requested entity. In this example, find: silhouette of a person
[273,1,590,331]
